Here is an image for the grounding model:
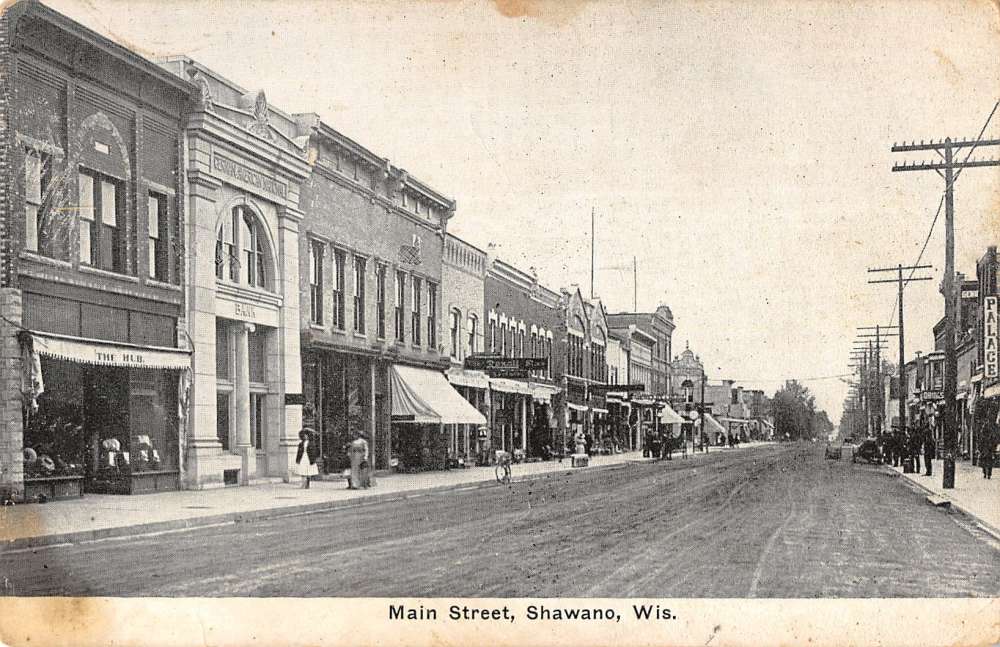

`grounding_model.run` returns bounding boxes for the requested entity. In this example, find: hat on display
[38,455,55,473]
[23,447,37,462]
